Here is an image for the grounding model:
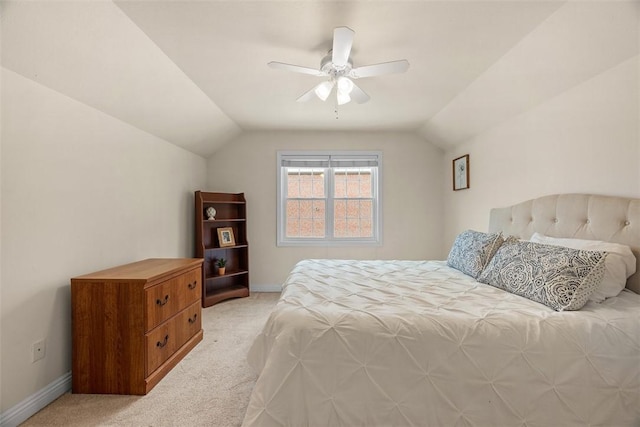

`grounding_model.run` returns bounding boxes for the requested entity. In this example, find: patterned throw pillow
[447,230,504,279]
[477,240,606,311]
